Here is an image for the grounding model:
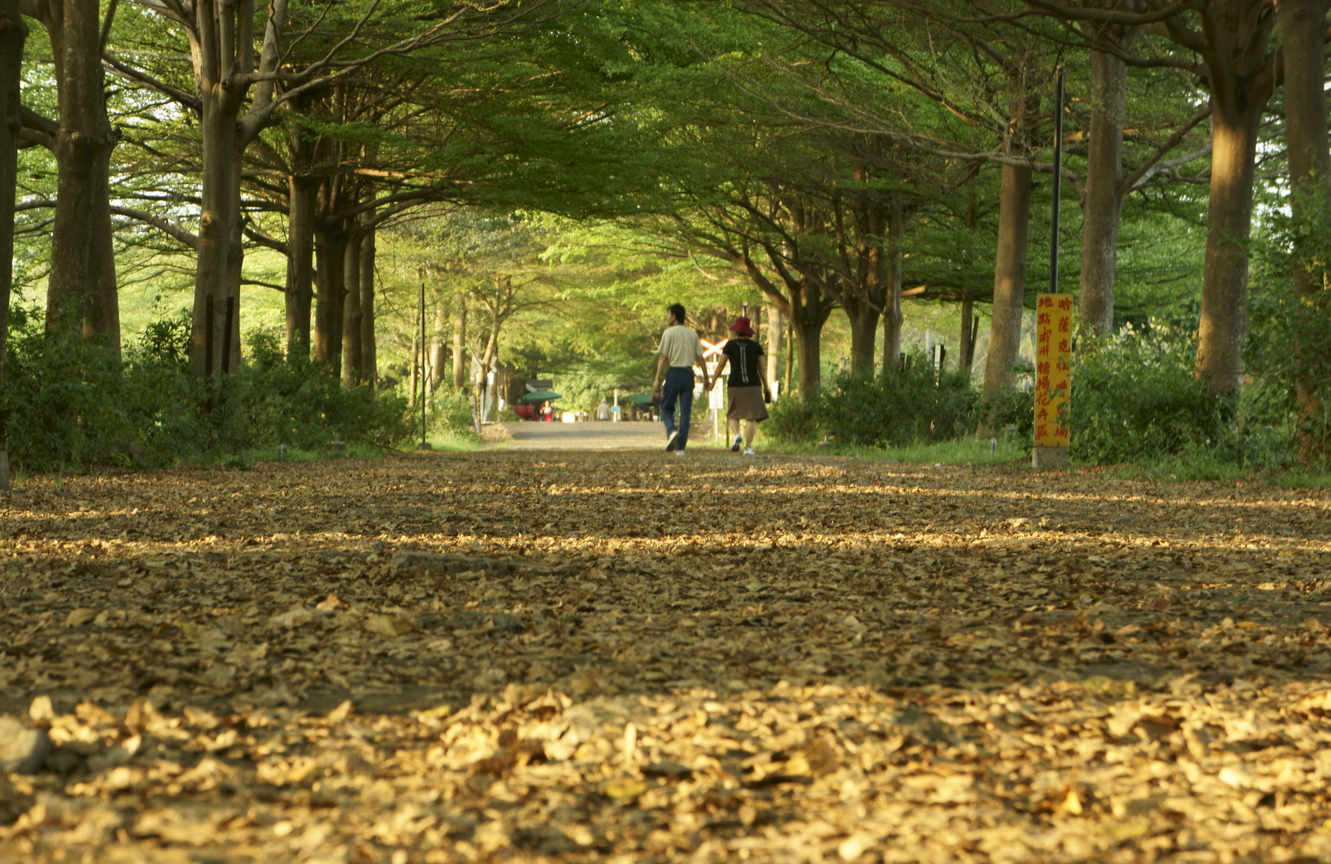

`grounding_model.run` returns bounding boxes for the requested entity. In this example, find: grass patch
[1095,455,1331,488]
[761,437,1027,465]
[425,433,482,452]
[1266,470,1331,489]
